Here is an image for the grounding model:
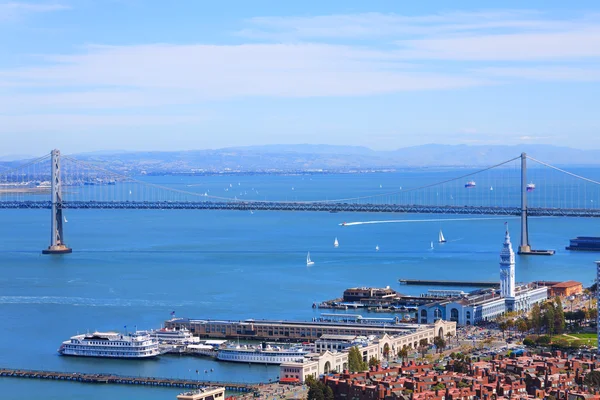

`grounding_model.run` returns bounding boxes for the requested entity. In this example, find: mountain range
[1,144,598,174]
